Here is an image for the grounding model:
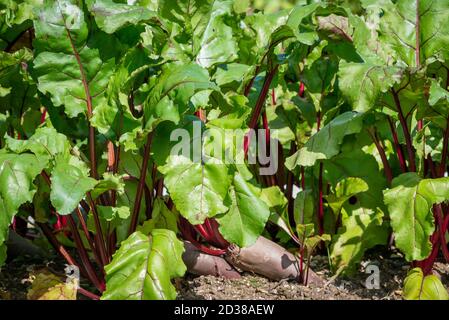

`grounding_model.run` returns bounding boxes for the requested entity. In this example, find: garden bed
[3,251,448,300]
